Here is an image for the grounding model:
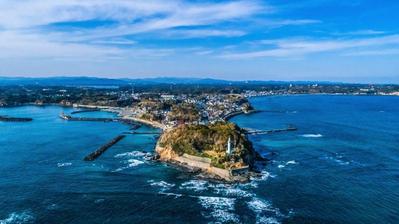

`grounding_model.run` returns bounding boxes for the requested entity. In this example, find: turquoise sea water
[1,95,399,224]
